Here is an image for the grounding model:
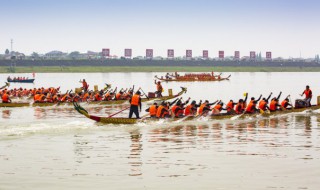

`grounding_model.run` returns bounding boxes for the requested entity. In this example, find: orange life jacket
[149,105,157,116]
[198,103,206,115]
[245,102,255,113]
[116,93,122,100]
[304,89,312,99]
[214,104,222,111]
[269,100,277,111]
[184,104,194,116]
[171,105,178,115]
[2,93,9,102]
[259,100,267,110]
[156,84,163,91]
[226,101,234,112]
[235,103,243,114]
[131,94,140,106]
[95,93,102,101]
[34,94,41,101]
[281,100,288,109]
[156,105,164,118]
